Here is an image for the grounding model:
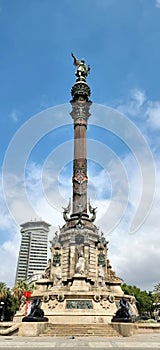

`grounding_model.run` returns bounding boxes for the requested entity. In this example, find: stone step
[47,326,114,328]
[47,333,118,336]
[40,323,120,337]
[47,327,116,330]
[45,330,119,333]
